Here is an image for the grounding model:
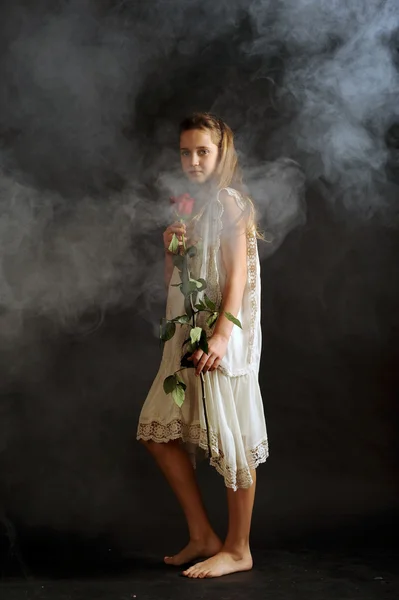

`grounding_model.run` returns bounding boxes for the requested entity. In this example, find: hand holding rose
[188,333,229,376]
